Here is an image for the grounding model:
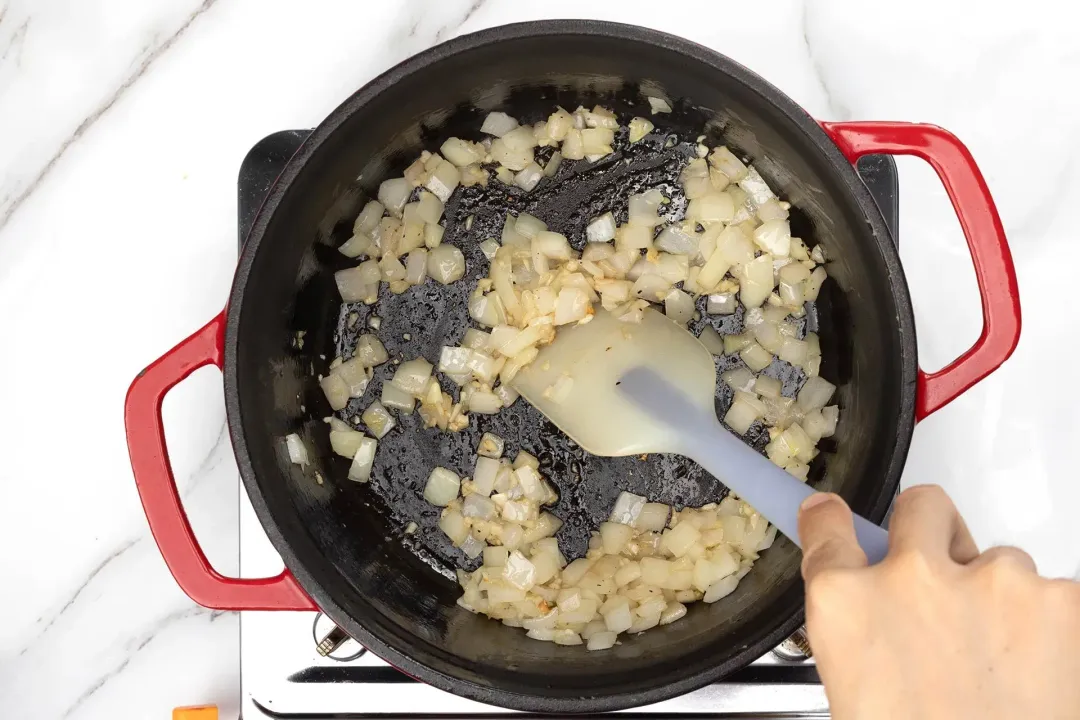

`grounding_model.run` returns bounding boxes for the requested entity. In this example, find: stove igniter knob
[772,625,813,661]
[312,612,367,662]
[316,625,350,657]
